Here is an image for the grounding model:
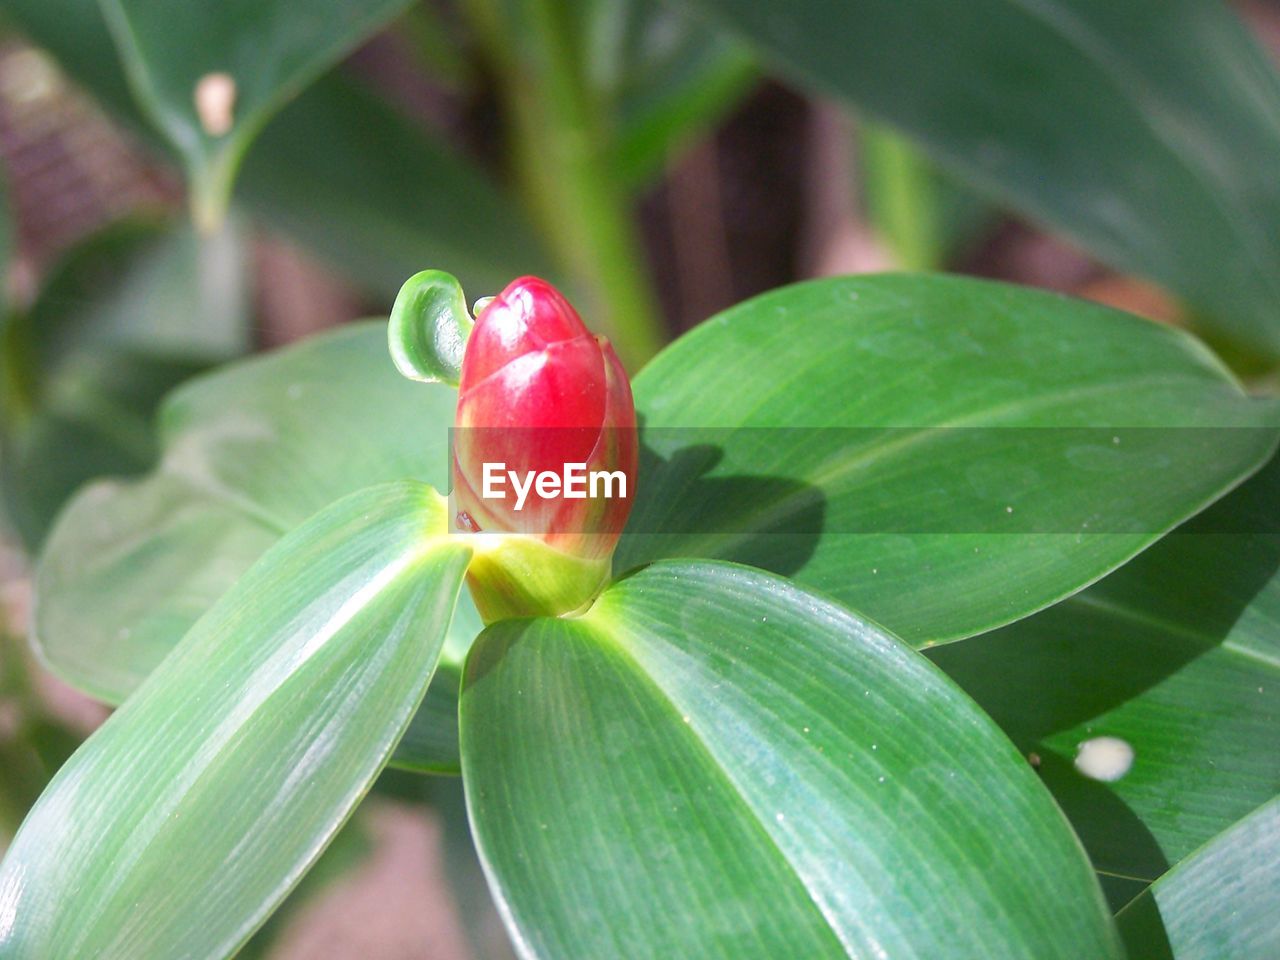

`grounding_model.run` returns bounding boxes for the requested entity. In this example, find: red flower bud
[452,277,637,620]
